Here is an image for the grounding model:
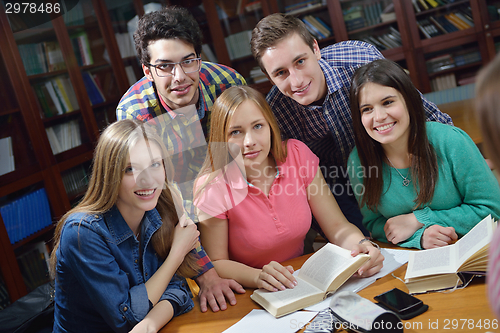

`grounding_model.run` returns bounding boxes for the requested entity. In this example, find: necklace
[387,157,411,186]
